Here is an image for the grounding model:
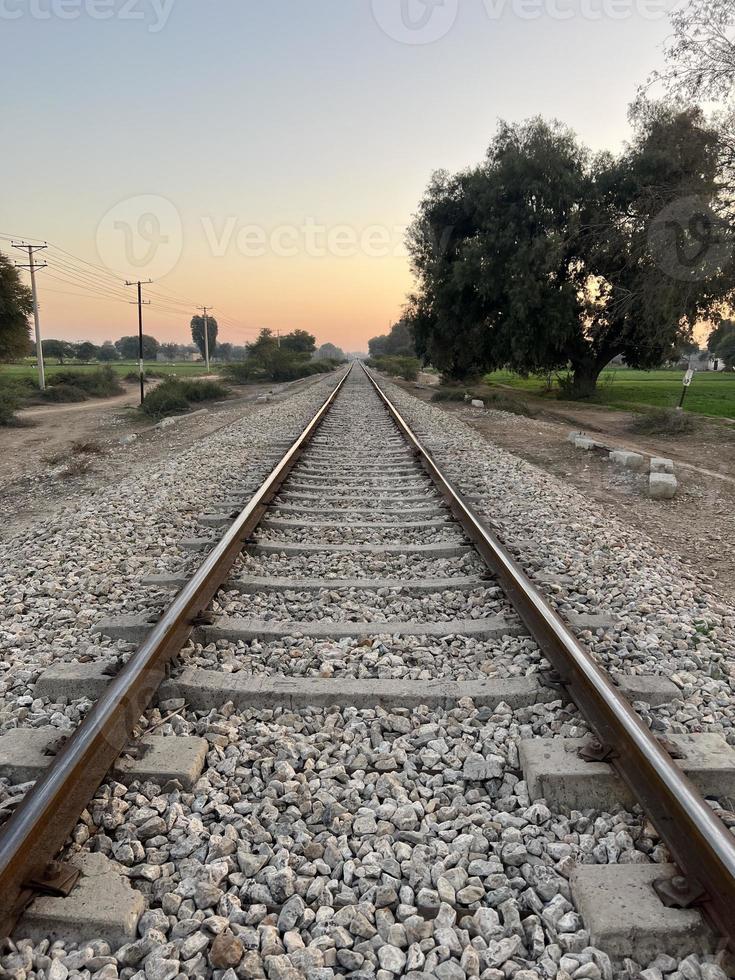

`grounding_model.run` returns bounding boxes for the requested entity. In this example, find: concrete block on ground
[650,457,674,474]
[179,537,216,552]
[93,616,153,643]
[612,673,680,706]
[573,435,597,450]
[250,540,473,558]
[115,734,208,790]
[650,472,678,500]
[609,449,647,472]
[471,399,485,409]
[198,513,232,527]
[160,669,556,712]
[568,612,616,633]
[33,658,114,702]
[571,864,712,962]
[16,852,145,947]
[0,728,62,783]
[520,733,735,810]
[0,727,207,790]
